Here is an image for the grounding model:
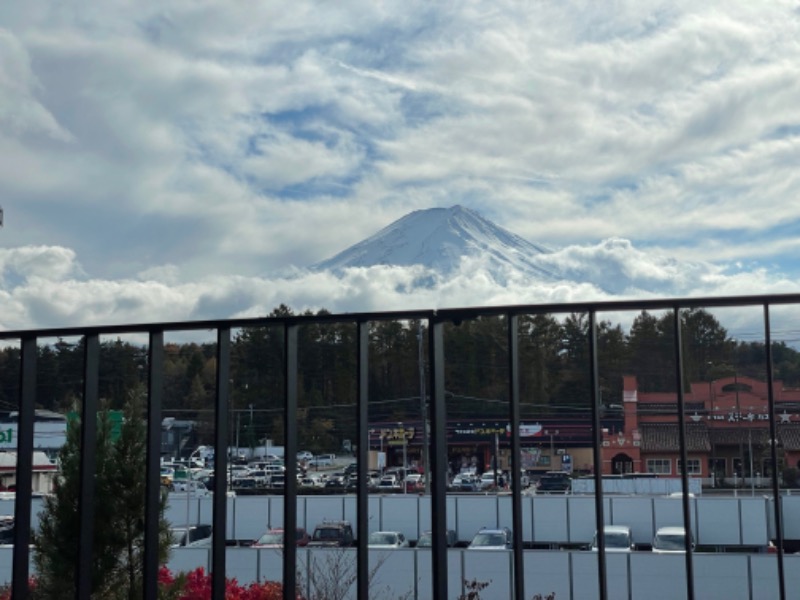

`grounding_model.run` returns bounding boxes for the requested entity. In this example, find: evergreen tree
[33,396,171,599]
